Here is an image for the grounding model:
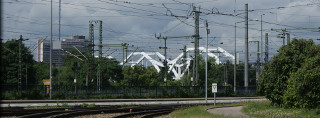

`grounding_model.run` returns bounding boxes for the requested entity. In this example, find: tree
[258,39,320,108]
[33,62,50,84]
[58,50,123,89]
[101,58,123,87]
[282,40,320,108]
[120,65,162,86]
[1,39,36,87]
